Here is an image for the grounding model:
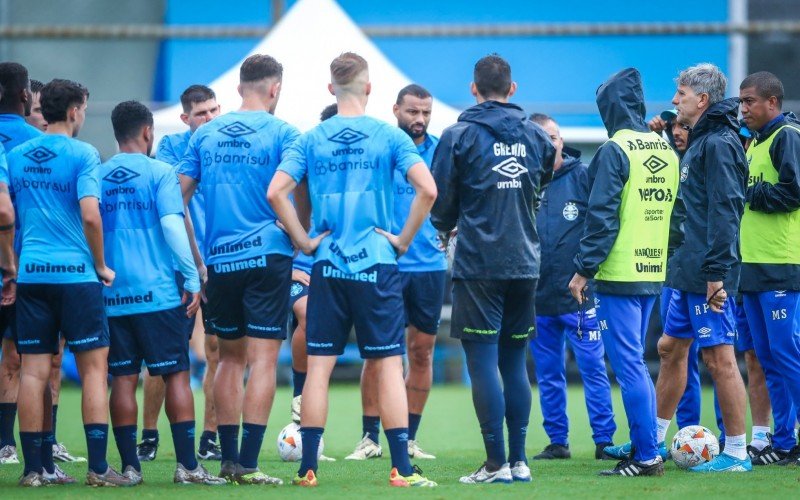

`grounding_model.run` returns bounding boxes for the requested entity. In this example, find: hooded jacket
[574,67,667,295]
[536,147,591,315]
[666,97,747,294]
[430,100,555,280]
[740,112,800,291]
